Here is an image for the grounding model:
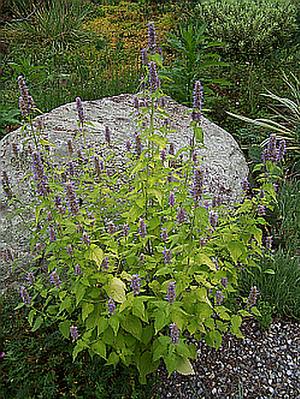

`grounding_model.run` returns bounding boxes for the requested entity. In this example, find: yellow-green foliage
[87,1,175,54]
